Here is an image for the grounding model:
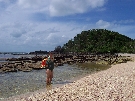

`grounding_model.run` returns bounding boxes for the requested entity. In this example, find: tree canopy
[60,29,135,54]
